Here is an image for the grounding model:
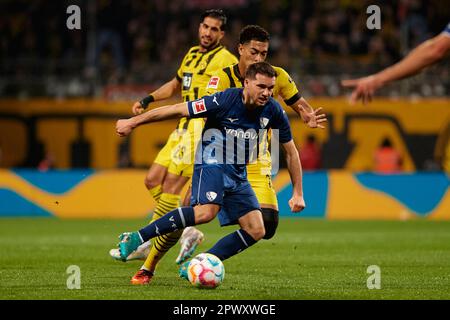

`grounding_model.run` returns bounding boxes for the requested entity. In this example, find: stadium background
[0,0,449,220]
